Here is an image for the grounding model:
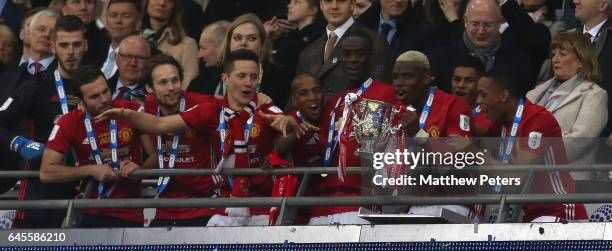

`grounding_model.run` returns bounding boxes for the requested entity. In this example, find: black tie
[381,23,393,44]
